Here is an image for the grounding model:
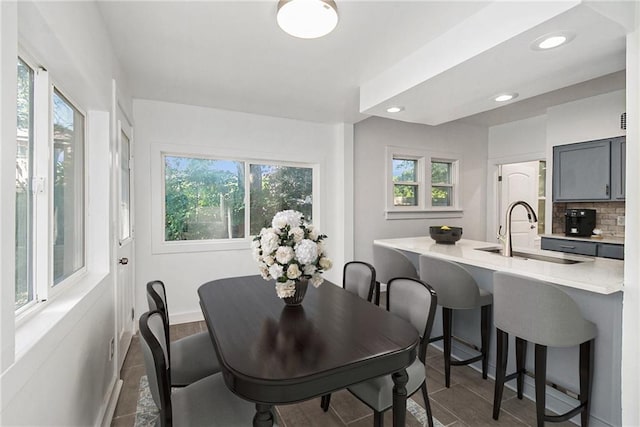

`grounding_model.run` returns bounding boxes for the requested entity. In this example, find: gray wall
[353,117,488,263]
